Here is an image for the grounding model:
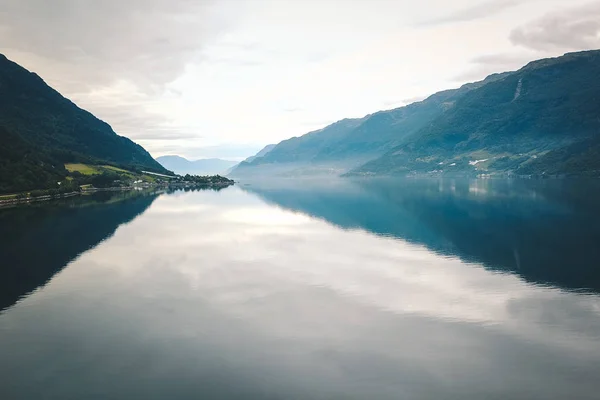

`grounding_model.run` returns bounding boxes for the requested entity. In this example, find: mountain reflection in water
[0,181,599,400]
[243,178,600,293]
[0,191,159,311]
